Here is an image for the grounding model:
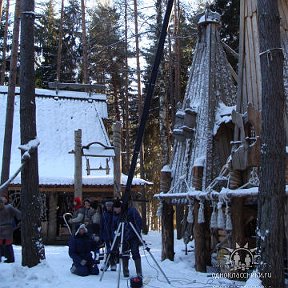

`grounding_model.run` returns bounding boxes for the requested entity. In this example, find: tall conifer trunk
[0,0,10,84]
[158,0,174,261]
[257,1,285,287]
[20,0,45,267]
[56,0,64,82]
[0,0,21,198]
[81,0,88,84]
[123,0,130,173]
[133,0,147,234]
